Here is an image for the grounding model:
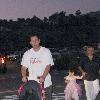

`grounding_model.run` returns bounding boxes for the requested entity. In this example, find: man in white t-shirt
[21,34,54,100]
